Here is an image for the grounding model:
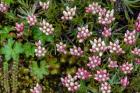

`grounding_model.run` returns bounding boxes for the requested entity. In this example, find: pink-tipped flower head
[124,30,136,45]
[90,38,107,56]
[61,6,76,20]
[30,83,42,93]
[134,58,140,64]
[108,40,125,54]
[131,48,140,56]
[61,74,80,92]
[35,40,46,57]
[108,58,118,68]
[27,15,37,26]
[87,55,101,69]
[135,13,140,32]
[120,62,133,74]
[75,68,92,80]
[39,1,49,10]
[102,27,111,37]
[0,2,8,13]
[70,46,83,57]
[39,19,54,35]
[77,25,92,43]
[15,23,24,32]
[94,69,109,82]
[100,82,111,93]
[120,76,129,87]
[56,42,67,54]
